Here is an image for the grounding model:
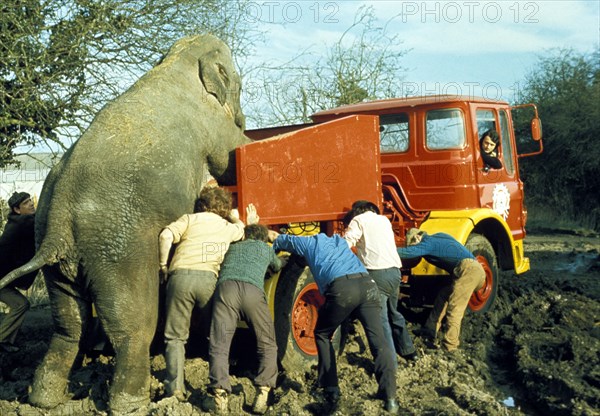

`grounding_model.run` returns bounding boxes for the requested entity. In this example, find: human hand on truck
[246,203,260,225]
